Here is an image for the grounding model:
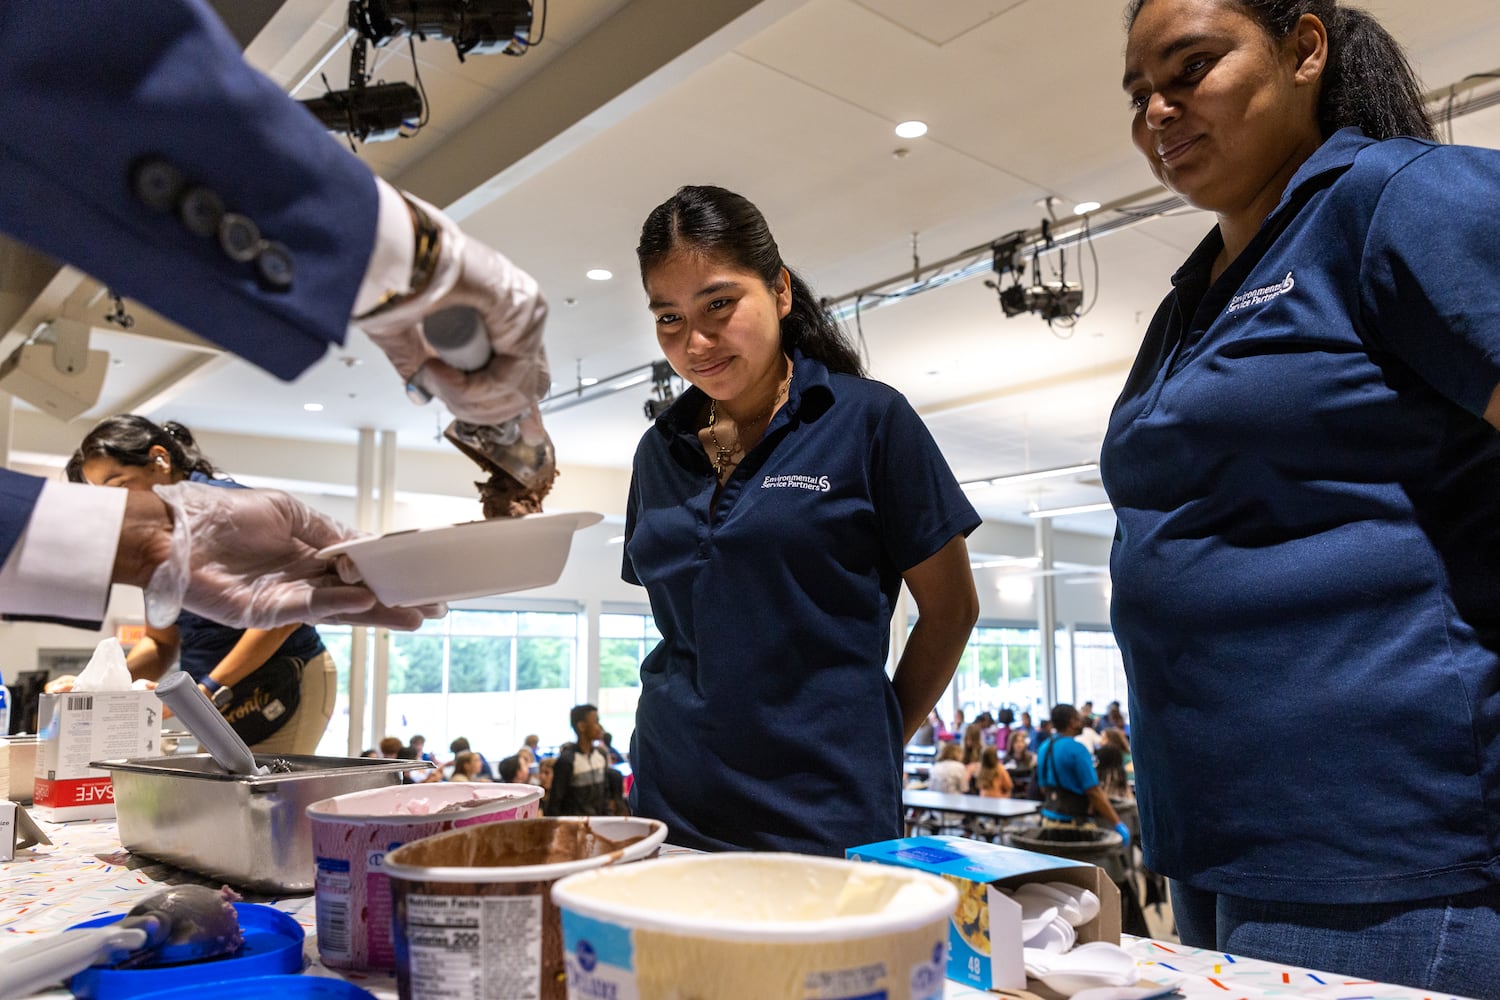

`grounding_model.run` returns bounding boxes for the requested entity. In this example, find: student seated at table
[1004,729,1036,773]
[928,742,968,794]
[975,747,1013,798]
[449,751,492,783]
[961,722,986,792]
